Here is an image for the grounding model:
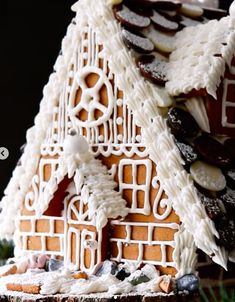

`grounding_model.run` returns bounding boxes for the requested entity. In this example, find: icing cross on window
[118,159,152,215]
